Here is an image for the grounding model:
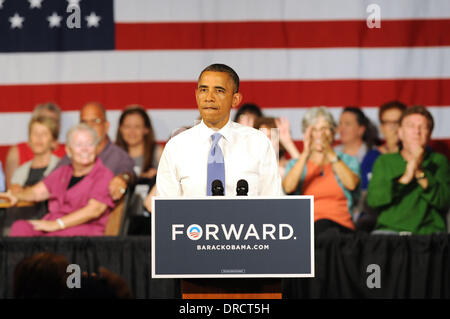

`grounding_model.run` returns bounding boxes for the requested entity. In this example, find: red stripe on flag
[1,79,450,111]
[115,20,450,50]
